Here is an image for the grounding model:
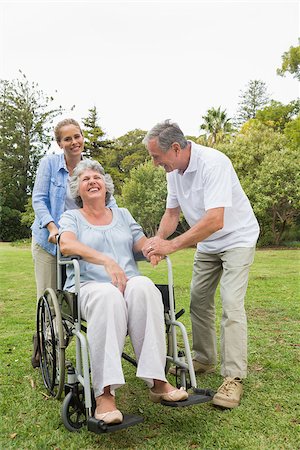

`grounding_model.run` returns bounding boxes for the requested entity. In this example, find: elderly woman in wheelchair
[58,159,188,425]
